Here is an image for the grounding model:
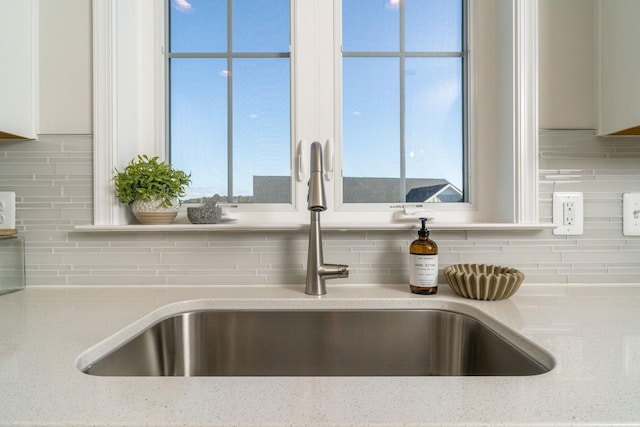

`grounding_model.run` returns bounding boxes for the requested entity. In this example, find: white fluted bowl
[443,264,525,301]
